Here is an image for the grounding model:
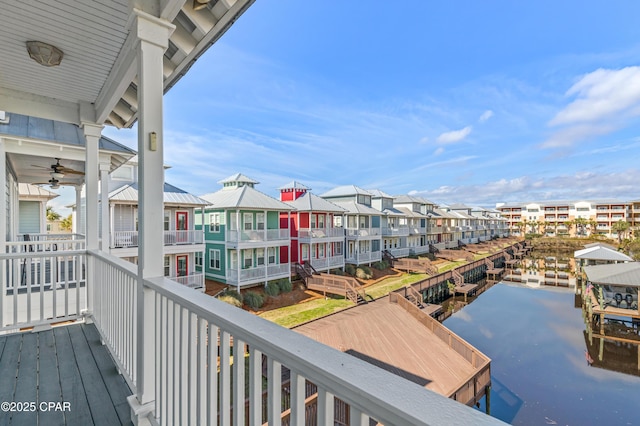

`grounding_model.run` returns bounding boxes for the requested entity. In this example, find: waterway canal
[444,283,640,425]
